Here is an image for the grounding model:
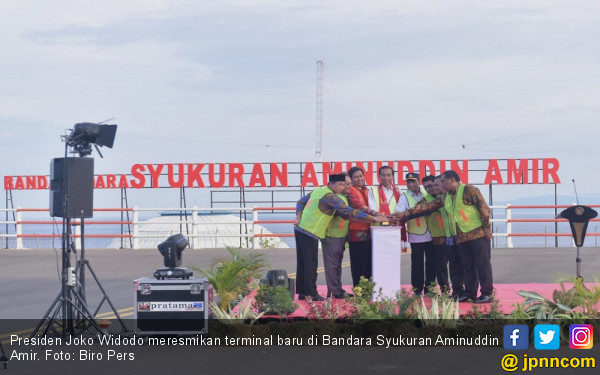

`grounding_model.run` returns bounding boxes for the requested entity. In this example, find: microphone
[572,179,579,205]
